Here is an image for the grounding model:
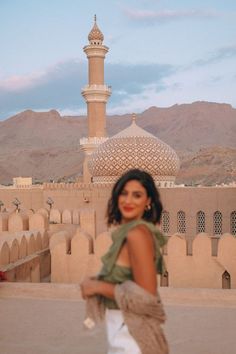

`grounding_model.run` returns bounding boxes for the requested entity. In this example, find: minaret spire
[80,17,112,183]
